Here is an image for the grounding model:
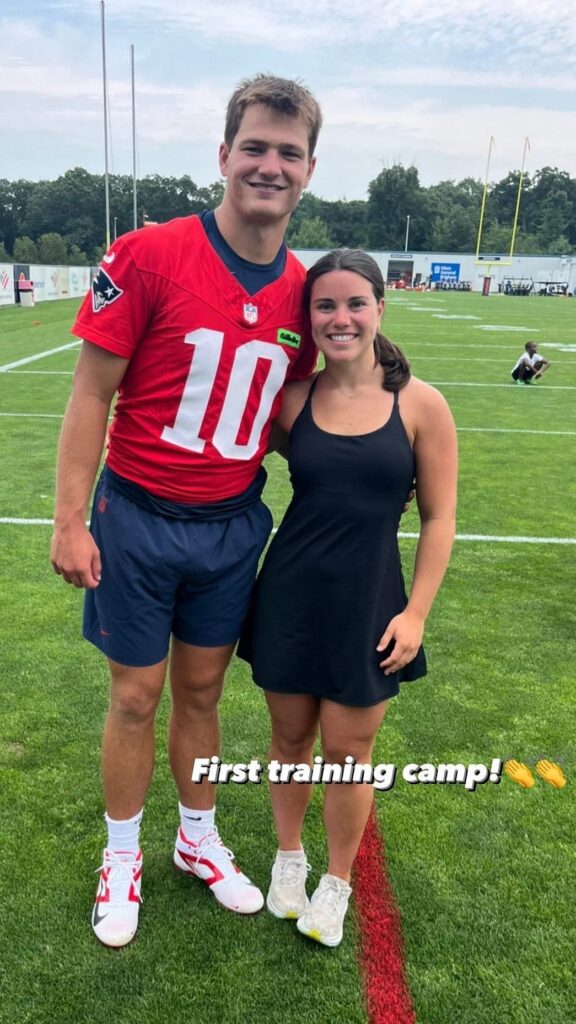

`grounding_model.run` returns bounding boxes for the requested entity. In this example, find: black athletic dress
[238,377,427,705]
